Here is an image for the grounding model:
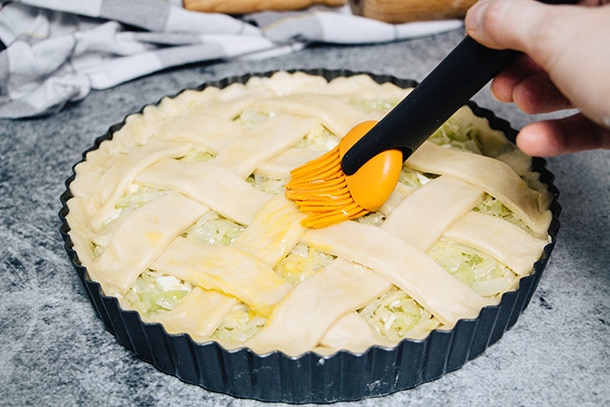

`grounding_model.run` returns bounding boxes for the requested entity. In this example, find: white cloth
[0,1,463,119]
